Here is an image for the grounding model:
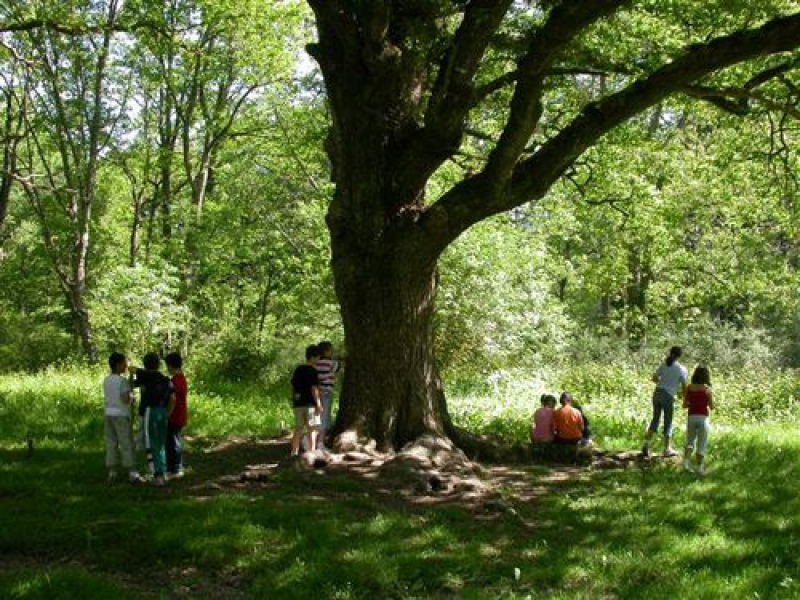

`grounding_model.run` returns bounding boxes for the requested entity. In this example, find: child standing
[131,352,175,486]
[683,366,714,475]
[103,352,142,483]
[165,352,188,478]
[315,341,342,450]
[290,345,323,456]
[642,346,688,457]
[531,394,557,444]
